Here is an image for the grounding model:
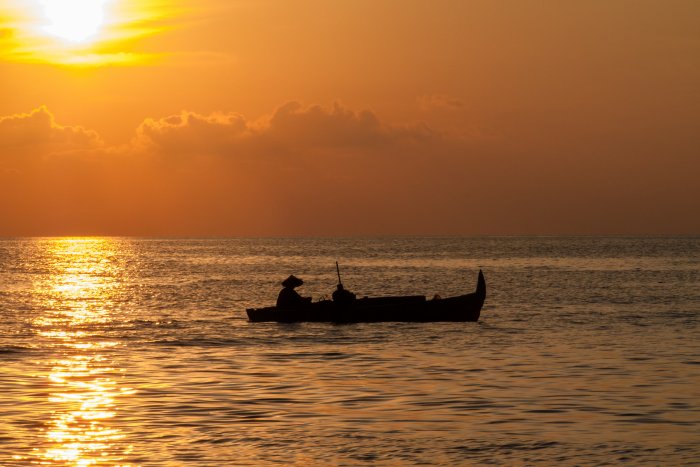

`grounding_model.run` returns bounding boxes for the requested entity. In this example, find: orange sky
[1,0,699,236]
